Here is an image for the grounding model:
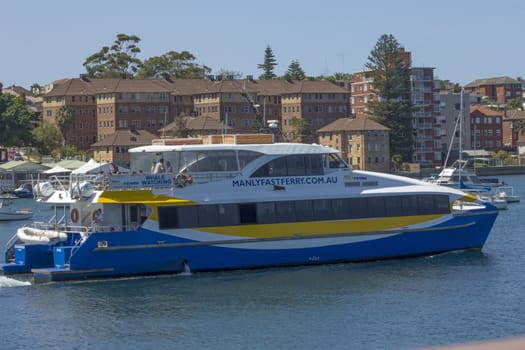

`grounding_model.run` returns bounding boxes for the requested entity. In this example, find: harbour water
[0,175,524,350]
